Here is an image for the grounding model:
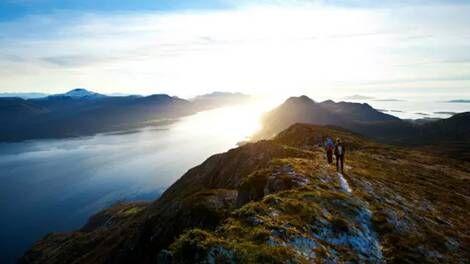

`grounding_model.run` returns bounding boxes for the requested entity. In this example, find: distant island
[341,95,406,102]
[434,111,458,115]
[448,99,470,103]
